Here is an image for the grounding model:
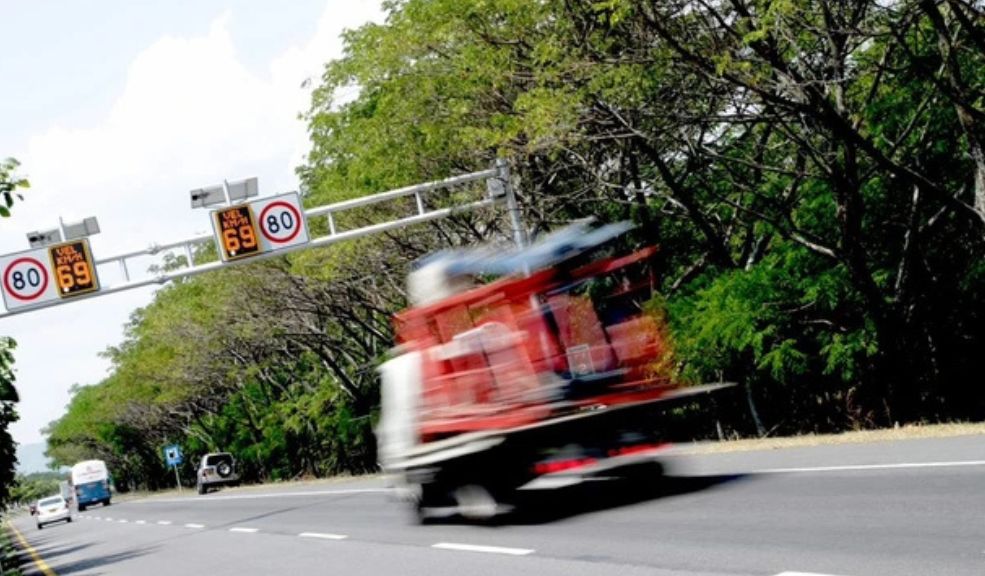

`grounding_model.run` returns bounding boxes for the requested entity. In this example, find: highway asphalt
[6,434,985,576]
